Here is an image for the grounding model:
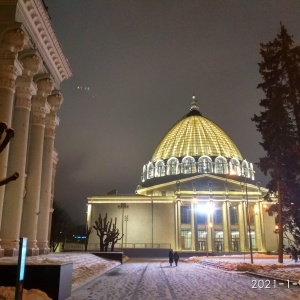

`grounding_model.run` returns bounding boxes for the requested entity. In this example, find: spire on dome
[187,95,202,116]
